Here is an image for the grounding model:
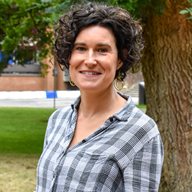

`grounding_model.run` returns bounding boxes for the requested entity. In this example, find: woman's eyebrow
[73,42,86,46]
[73,42,112,49]
[96,43,111,47]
